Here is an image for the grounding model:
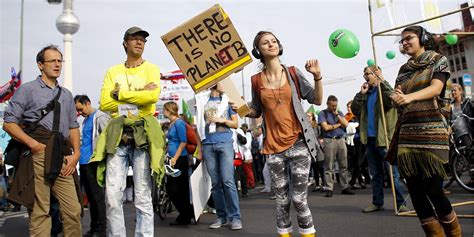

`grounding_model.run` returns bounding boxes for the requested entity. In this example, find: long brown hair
[306,112,317,128]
